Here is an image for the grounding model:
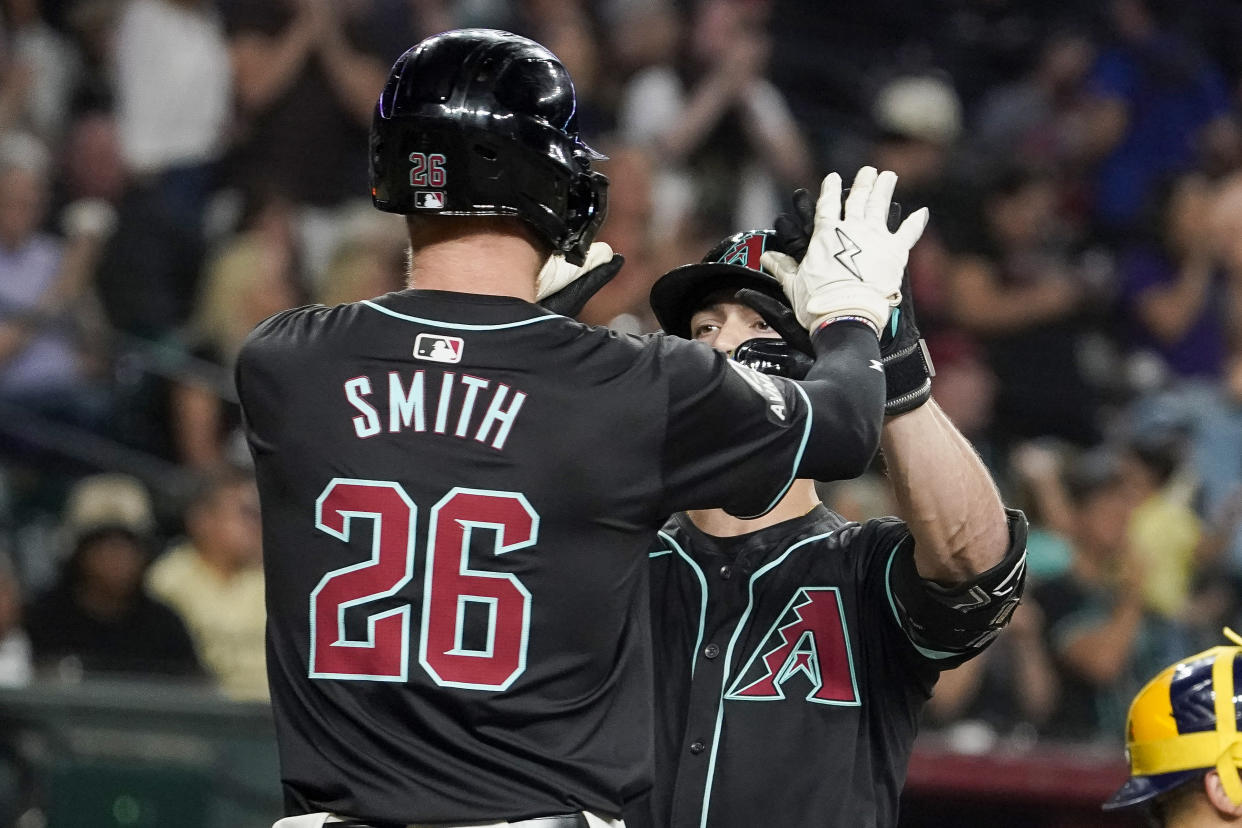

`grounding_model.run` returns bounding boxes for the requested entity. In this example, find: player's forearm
[794,321,884,481]
[882,399,1009,583]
